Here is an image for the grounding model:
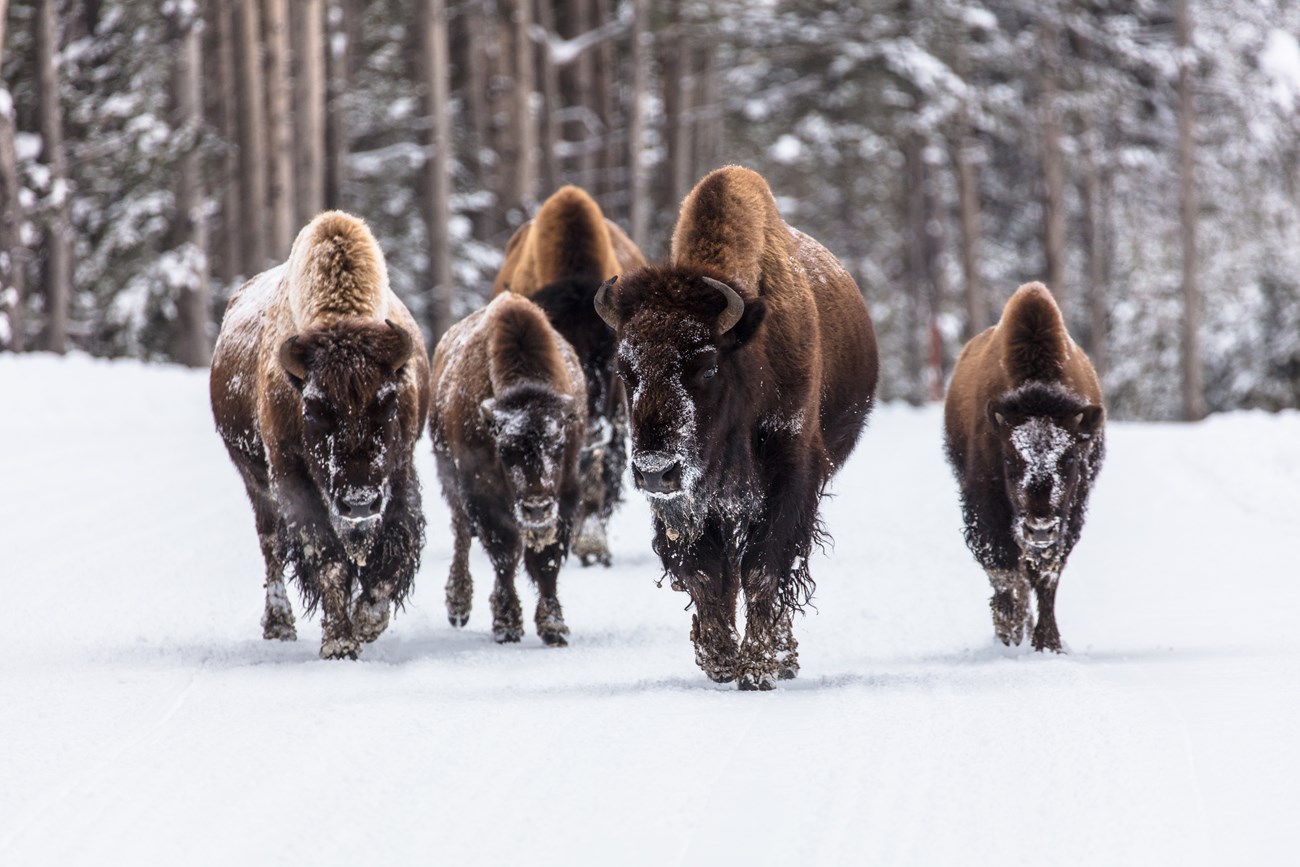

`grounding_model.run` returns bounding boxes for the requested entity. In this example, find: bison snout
[520,497,556,525]
[632,454,682,496]
[336,489,384,521]
[1023,516,1060,548]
